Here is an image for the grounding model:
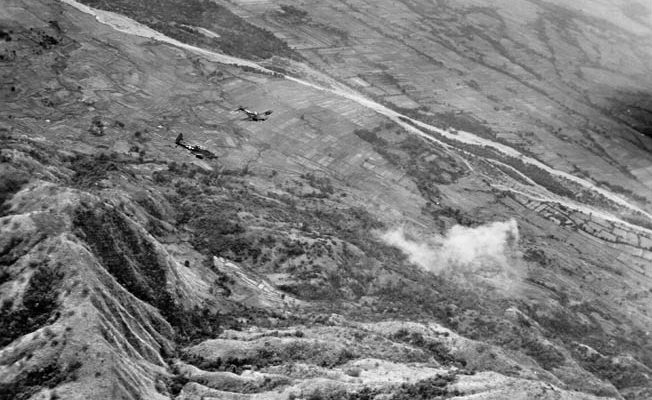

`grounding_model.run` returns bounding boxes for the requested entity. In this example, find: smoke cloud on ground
[381,219,522,288]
